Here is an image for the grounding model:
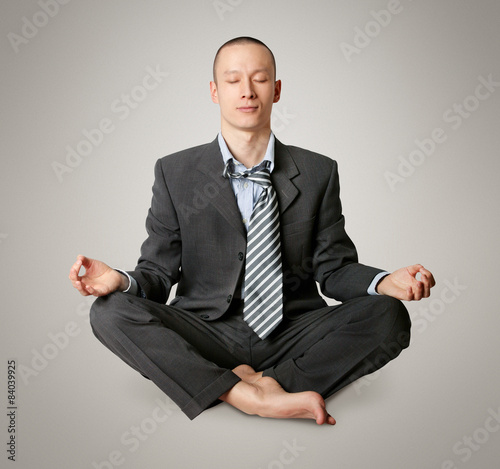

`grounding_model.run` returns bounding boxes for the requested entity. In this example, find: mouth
[237,106,258,113]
